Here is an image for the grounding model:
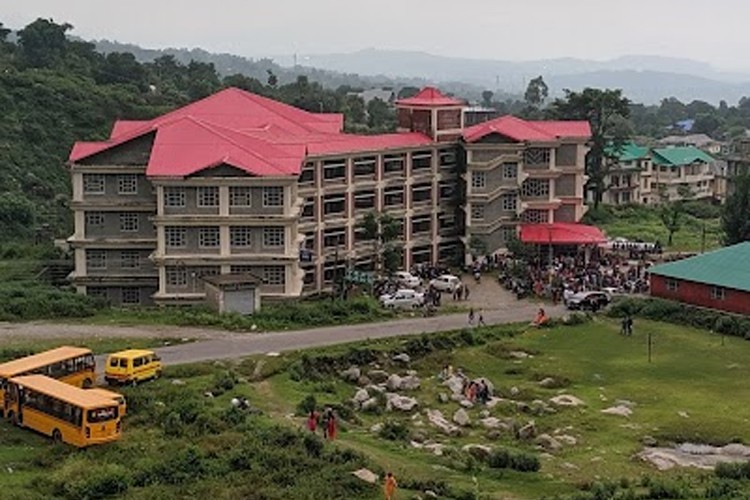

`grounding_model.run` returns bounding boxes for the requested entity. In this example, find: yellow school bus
[88,388,127,417]
[104,349,162,386]
[0,347,95,416]
[4,375,121,447]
